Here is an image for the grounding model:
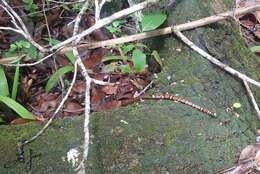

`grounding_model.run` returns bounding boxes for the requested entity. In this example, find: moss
[0,0,259,173]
